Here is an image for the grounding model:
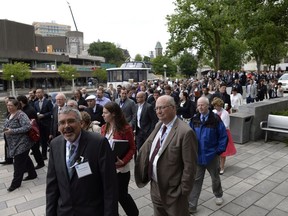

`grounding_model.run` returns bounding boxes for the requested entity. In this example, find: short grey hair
[159,95,176,107]
[59,106,82,121]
